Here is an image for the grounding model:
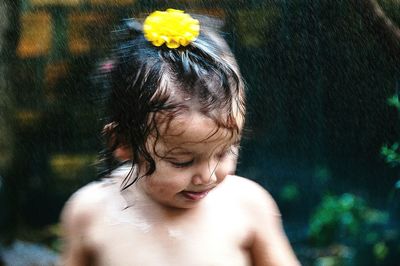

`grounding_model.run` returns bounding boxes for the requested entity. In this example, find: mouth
[180,188,214,201]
